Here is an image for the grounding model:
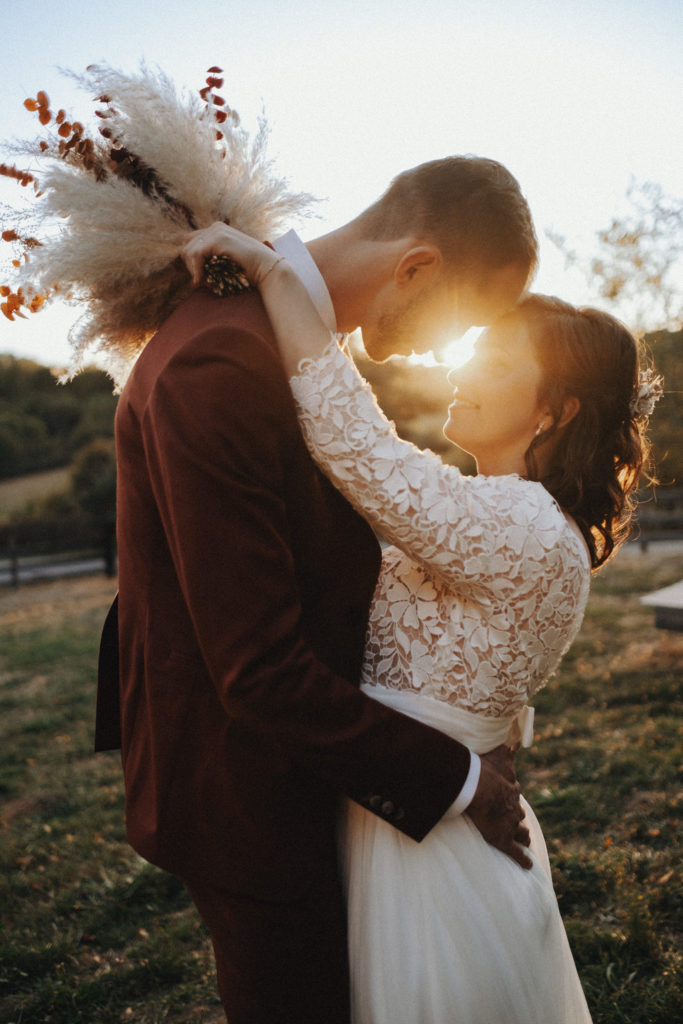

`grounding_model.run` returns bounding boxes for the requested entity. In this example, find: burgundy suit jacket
[96,287,471,900]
